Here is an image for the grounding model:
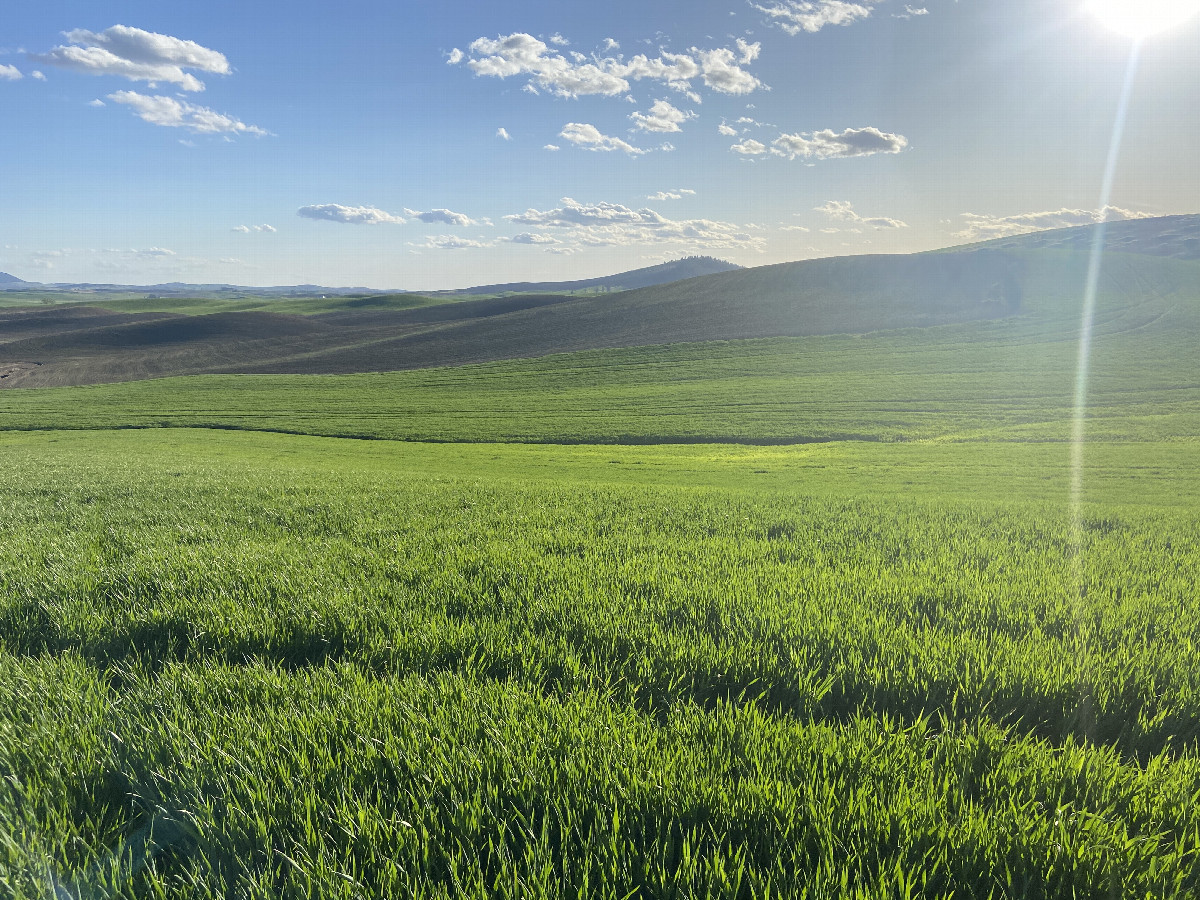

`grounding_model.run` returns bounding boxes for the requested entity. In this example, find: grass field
[3,236,1199,897]
[4,306,1199,444]
[2,428,1198,898]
